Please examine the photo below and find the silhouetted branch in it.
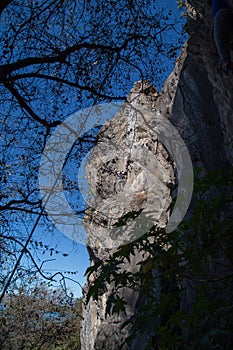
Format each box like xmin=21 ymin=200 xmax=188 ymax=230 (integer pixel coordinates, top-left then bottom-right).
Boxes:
xmin=4 ymin=82 xmax=60 ymax=127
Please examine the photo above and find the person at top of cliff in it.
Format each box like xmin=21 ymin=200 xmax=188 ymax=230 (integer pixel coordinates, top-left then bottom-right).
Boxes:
xmin=210 ymin=0 xmax=233 ymax=77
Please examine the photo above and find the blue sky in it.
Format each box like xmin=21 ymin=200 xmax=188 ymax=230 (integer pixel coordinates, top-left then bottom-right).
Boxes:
xmin=30 ymin=1 xmax=187 ymax=299
xmin=1 ymin=0 xmax=187 ymax=300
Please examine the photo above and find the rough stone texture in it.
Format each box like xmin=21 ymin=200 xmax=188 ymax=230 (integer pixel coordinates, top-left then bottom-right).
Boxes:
xmin=182 ymin=0 xmax=233 ymax=167
xmin=84 ymin=84 xmax=175 ymax=250
xmin=81 ymin=82 xmax=176 ymax=350
xmin=81 ymin=0 xmax=233 ymax=349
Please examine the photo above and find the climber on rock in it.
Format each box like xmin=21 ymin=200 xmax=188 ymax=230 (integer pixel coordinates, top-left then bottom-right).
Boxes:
xmin=210 ymin=0 xmax=233 ymax=76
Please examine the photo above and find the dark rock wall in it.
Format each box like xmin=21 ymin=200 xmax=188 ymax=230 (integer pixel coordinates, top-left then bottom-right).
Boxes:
xmin=81 ymin=1 xmax=233 ymax=348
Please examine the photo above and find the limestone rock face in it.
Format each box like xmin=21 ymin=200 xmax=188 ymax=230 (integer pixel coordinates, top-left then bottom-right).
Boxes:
xmin=81 ymin=0 xmax=233 ymax=349
xmin=83 ymin=84 xmax=176 ymax=251
xmin=81 ymin=82 xmax=176 ymax=350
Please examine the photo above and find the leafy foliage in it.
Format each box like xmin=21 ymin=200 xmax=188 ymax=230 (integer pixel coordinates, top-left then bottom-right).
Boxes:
xmin=0 ymin=281 xmax=82 ymax=350
xmin=0 ymin=0 xmax=186 ymax=347
xmin=85 ymin=167 xmax=233 ymax=349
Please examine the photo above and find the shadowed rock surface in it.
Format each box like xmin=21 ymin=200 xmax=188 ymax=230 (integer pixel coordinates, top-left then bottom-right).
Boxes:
xmin=81 ymin=1 xmax=233 ymax=349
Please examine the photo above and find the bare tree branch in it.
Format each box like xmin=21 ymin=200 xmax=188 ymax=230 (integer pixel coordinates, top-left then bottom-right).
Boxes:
xmin=0 ymin=198 xmax=41 ymax=211
xmin=5 ymin=73 xmax=126 ymax=100
xmin=4 ymin=82 xmax=60 ymax=127
xmin=0 ymin=40 xmax=133 ymax=75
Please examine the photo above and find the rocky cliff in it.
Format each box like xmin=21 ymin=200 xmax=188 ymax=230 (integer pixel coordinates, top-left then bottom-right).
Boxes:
xmin=81 ymin=80 xmax=178 ymax=350
xmin=81 ymin=0 xmax=233 ymax=349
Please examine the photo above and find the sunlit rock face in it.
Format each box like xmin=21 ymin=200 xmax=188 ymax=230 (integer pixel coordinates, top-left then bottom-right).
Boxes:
xmin=83 ymin=82 xmax=175 ymax=252
xmin=81 ymin=81 xmax=176 ymax=350
xmin=81 ymin=1 xmax=233 ymax=349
